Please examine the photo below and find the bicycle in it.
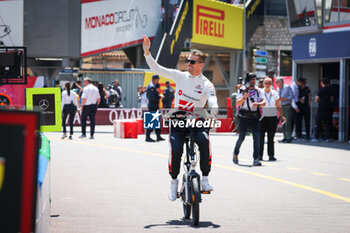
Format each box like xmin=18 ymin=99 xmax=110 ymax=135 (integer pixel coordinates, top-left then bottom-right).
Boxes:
xmin=169 ymin=111 xmax=211 ymax=226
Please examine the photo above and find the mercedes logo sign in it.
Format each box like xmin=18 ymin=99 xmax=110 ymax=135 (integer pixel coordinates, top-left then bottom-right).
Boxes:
xmin=39 ymin=99 xmax=49 ymax=110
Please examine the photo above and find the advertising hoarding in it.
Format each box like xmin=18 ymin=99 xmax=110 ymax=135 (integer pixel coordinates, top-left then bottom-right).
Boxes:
xmin=0 ymin=110 xmax=40 ymax=233
xmin=191 ymin=0 xmax=243 ymax=50
xmin=26 ymin=87 xmax=62 ymax=132
xmin=81 ymin=0 xmax=161 ymax=57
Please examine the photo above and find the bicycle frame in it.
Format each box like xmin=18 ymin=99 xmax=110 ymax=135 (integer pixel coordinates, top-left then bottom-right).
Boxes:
xmin=182 ymin=128 xmax=202 ymax=205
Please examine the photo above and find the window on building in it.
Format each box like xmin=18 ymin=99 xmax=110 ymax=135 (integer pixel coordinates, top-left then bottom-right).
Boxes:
xmin=325 ymin=0 xmax=350 ymax=24
xmin=280 ymin=51 xmax=292 ymax=76
xmin=286 ymin=0 xmax=317 ymax=28
xmin=203 ymin=71 xmax=213 ymax=81
xmin=265 ymin=0 xmax=287 ymax=16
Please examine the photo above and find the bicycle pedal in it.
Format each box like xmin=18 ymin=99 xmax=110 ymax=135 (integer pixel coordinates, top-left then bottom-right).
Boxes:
xmin=201 ymin=191 xmax=211 ymax=194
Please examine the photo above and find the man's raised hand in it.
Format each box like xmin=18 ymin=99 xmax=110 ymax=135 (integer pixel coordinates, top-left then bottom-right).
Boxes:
xmin=143 ymin=36 xmax=151 ymax=55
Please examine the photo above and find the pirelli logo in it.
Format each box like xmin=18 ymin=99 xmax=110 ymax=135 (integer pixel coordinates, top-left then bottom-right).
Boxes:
xmin=196 ymin=5 xmax=225 ymax=38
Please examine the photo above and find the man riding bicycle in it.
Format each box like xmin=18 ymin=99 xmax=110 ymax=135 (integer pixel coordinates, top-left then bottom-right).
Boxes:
xmin=143 ymin=36 xmax=219 ymax=201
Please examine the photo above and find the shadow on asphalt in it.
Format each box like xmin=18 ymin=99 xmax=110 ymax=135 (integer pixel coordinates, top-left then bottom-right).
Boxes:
xmin=289 ymin=141 xmax=350 ymax=151
xmin=144 ymin=218 xmax=221 ymax=229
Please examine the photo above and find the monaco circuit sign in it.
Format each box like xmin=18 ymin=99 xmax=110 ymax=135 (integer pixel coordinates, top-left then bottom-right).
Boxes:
xmin=81 ymin=0 xmax=161 ymax=57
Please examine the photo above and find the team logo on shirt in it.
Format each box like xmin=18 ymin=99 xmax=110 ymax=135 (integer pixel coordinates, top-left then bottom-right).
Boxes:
xmin=195 ymin=84 xmax=203 ymax=90
xmin=194 ymin=90 xmax=202 ymax=94
xmin=178 ymin=99 xmax=195 ymax=112
xmin=178 ymin=90 xmax=183 ymax=96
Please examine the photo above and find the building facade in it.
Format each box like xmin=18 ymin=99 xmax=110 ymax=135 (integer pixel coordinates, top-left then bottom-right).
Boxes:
xmin=286 ymin=0 xmax=350 ymax=142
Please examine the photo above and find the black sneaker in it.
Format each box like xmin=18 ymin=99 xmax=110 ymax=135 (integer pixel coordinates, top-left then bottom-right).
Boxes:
xmin=79 ymin=134 xmax=86 ymax=139
xmin=69 ymin=135 xmax=72 ymax=140
xmin=157 ymin=137 xmax=165 ymax=142
xmin=145 ymin=138 xmax=156 ymax=142
xmin=89 ymin=135 xmax=94 ymax=139
xmin=286 ymin=139 xmax=292 ymax=143
xmin=268 ymin=157 xmax=277 ymax=161
xmin=278 ymin=139 xmax=287 ymax=143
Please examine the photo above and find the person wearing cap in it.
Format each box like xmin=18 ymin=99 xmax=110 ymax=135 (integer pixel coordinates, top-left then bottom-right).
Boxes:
xmin=79 ymin=77 xmax=100 ymax=139
xmin=145 ymin=74 xmax=165 ymax=142
xmin=233 ymin=73 xmax=265 ymax=166
xmin=162 ymin=80 xmax=175 ymax=108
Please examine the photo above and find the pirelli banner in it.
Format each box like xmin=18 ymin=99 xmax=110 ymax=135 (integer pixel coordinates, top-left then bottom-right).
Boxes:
xmin=191 ymin=0 xmax=244 ymax=50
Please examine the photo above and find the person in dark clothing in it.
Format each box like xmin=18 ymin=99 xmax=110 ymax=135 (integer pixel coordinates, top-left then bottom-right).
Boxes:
xmin=312 ymin=78 xmax=334 ymax=142
xmin=97 ymin=83 xmax=109 ymax=108
xmin=145 ymin=74 xmax=165 ymax=142
xmin=162 ymin=80 xmax=174 ymax=108
xmin=233 ymin=73 xmax=266 ymax=166
xmin=296 ymin=77 xmax=311 ymax=140
xmin=113 ymin=80 xmax=122 ymax=108
xmin=61 ymin=82 xmax=79 ymax=139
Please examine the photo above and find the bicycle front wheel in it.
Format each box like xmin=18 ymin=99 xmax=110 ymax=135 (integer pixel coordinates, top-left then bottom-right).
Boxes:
xmin=182 ymin=174 xmax=191 ymax=218
xmin=191 ymin=177 xmax=200 ymax=226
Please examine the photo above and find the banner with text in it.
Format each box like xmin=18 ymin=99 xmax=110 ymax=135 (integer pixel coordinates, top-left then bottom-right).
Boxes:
xmin=191 ymin=0 xmax=243 ymax=50
xmin=81 ymin=0 xmax=161 ymax=57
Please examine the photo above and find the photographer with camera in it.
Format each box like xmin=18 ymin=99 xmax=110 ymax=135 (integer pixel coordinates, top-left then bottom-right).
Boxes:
xmin=233 ymin=73 xmax=265 ymax=166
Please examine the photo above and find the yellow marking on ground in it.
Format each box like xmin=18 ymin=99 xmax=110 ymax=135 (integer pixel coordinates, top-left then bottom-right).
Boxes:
xmin=213 ymin=164 xmax=350 ymax=203
xmin=310 ymin=172 xmax=330 ymax=177
xmin=51 ymin=138 xmax=350 ymax=204
xmin=338 ymin=178 xmax=350 ymax=182
xmin=287 ymin=167 xmax=302 ymax=171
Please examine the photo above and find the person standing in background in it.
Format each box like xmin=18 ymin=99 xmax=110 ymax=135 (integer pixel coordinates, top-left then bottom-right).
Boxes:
xmin=162 ymin=80 xmax=174 ymax=108
xmin=276 ymin=77 xmax=294 ymax=143
xmin=113 ymin=80 xmax=122 ymax=108
xmin=231 ymin=84 xmax=241 ymax=132
xmin=257 ymin=79 xmax=264 ymax=89
xmin=291 ymin=79 xmax=301 ymax=140
xmin=296 ymin=77 xmax=311 ymax=140
xmin=97 ymin=83 xmax=109 ymax=108
xmin=312 ymin=78 xmax=334 ymax=142
xmin=145 ymin=74 xmax=165 ymax=142
xmin=140 ymin=86 xmax=148 ymax=109
xmin=259 ymin=77 xmax=285 ymax=161
xmin=61 ymin=82 xmax=79 ymax=140
xmin=79 ymin=77 xmax=100 ymax=139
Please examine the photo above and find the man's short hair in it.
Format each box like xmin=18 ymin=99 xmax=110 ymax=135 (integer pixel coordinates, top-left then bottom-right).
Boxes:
xmin=263 ymin=77 xmax=273 ymax=83
xmin=322 ymin=77 xmax=330 ymax=85
xmin=190 ymin=49 xmax=206 ymax=62
xmin=275 ymin=77 xmax=284 ymax=83
xmin=297 ymin=77 xmax=306 ymax=83
xmin=84 ymin=77 xmax=92 ymax=83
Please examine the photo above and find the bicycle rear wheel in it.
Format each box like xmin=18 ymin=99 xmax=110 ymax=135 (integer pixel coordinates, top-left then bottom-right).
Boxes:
xmin=191 ymin=177 xmax=200 ymax=226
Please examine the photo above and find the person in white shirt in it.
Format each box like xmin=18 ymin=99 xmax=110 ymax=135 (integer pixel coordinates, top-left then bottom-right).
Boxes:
xmin=140 ymin=86 xmax=148 ymax=109
xmin=259 ymin=77 xmax=285 ymax=161
xmin=143 ymin=35 xmax=218 ymax=201
xmin=62 ymin=82 xmax=79 ymax=140
xmin=79 ymin=77 xmax=100 ymax=139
